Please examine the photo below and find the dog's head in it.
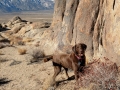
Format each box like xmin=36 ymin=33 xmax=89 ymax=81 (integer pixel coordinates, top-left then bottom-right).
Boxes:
xmin=72 ymin=43 xmax=87 ymax=57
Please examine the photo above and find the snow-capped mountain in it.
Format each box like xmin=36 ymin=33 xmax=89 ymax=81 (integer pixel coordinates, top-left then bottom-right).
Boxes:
xmin=0 ymin=0 xmax=54 ymax=12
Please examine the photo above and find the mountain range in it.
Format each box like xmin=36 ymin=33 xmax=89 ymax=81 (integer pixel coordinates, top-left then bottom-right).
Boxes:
xmin=0 ymin=0 xmax=54 ymax=12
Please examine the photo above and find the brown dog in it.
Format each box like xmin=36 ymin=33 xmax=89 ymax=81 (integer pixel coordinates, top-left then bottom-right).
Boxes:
xmin=44 ymin=43 xmax=87 ymax=86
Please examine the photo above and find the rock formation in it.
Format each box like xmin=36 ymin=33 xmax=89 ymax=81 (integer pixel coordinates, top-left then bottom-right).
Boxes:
xmin=46 ymin=0 xmax=120 ymax=65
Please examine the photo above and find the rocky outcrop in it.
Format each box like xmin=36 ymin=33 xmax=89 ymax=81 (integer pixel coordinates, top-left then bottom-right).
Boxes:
xmin=92 ymin=0 xmax=120 ymax=64
xmin=0 ymin=24 xmax=3 ymax=31
xmin=0 ymin=16 xmax=52 ymax=50
xmin=0 ymin=23 xmax=6 ymax=31
xmin=44 ymin=0 xmax=120 ymax=65
xmin=6 ymin=16 xmax=27 ymax=28
xmin=49 ymin=0 xmax=99 ymax=60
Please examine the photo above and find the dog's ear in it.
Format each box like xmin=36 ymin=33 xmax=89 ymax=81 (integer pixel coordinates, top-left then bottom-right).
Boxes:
xmin=83 ymin=44 xmax=87 ymax=50
xmin=72 ymin=45 xmax=76 ymax=53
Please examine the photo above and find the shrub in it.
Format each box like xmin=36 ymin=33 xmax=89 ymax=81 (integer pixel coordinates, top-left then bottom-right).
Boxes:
xmin=76 ymin=57 xmax=119 ymax=90
xmin=0 ymin=51 xmax=4 ymax=55
xmin=29 ymin=48 xmax=45 ymax=63
xmin=17 ymin=48 xmax=27 ymax=55
xmin=0 ymin=57 xmax=8 ymax=63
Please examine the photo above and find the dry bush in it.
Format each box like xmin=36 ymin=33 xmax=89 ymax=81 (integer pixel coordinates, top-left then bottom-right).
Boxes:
xmin=17 ymin=48 xmax=27 ymax=55
xmin=10 ymin=36 xmax=24 ymax=45
xmin=0 ymin=57 xmax=8 ymax=63
xmin=9 ymin=60 xmax=22 ymax=66
xmin=29 ymin=48 xmax=45 ymax=63
xmin=76 ymin=57 xmax=120 ymax=90
xmin=0 ymin=51 xmax=4 ymax=55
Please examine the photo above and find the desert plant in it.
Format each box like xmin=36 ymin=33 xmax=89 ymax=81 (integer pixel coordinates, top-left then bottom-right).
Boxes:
xmin=0 ymin=57 xmax=8 ymax=63
xmin=29 ymin=48 xmax=45 ymax=63
xmin=9 ymin=36 xmax=24 ymax=45
xmin=9 ymin=60 xmax=22 ymax=66
xmin=17 ymin=48 xmax=27 ymax=55
xmin=76 ymin=57 xmax=120 ymax=90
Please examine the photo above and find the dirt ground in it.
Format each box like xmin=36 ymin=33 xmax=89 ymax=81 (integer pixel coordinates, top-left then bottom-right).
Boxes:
xmin=0 ymin=45 xmax=76 ymax=90
xmin=0 ymin=10 xmax=53 ymax=23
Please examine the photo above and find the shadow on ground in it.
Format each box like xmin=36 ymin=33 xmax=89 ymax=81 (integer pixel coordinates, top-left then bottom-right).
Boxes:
xmin=0 ymin=78 xmax=12 ymax=86
xmin=56 ymin=75 xmax=75 ymax=86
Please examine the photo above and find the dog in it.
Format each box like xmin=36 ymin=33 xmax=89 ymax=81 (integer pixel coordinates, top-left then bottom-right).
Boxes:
xmin=44 ymin=43 xmax=87 ymax=86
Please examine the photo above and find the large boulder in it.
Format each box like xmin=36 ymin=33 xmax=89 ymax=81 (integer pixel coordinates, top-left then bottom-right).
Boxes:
xmin=39 ymin=0 xmax=120 ymax=65
xmin=6 ymin=16 xmax=27 ymax=28
xmin=6 ymin=16 xmax=22 ymax=28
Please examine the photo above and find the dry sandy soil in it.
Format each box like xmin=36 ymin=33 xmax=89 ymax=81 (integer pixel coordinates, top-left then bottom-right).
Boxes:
xmin=0 ymin=46 xmax=75 ymax=90
xmin=0 ymin=10 xmax=53 ymax=23
xmin=0 ymin=11 xmax=76 ymax=90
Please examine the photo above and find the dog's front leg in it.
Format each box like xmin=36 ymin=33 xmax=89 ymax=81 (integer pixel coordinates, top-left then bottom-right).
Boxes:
xmin=72 ymin=63 xmax=79 ymax=81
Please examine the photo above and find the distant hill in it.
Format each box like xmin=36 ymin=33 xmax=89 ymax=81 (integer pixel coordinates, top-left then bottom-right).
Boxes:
xmin=0 ymin=0 xmax=54 ymax=12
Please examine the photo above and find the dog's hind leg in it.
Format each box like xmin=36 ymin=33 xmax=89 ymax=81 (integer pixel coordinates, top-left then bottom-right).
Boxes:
xmin=64 ymin=68 xmax=69 ymax=79
xmin=51 ymin=65 xmax=61 ymax=86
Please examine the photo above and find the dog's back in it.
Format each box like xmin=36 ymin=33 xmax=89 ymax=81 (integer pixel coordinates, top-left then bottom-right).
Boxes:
xmin=53 ymin=53 xmax=74 ymax=69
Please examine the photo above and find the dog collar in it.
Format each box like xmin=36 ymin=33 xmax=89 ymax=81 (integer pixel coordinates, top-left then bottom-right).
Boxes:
xmin=75 ymin=54 xmax=81 ymax=60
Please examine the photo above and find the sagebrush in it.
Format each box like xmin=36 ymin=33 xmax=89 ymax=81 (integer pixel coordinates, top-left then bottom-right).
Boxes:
xmin=76 ymin=57 xmax=120 ymax=90
xmin=29 ymin=48 xmax=45 ymax=63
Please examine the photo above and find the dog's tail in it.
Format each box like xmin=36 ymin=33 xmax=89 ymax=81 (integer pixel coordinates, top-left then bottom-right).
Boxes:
xmin=44 ymin=55 xmax=53 ymax=62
